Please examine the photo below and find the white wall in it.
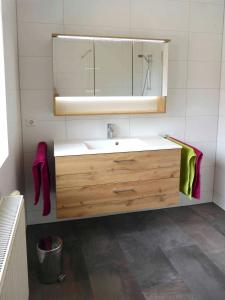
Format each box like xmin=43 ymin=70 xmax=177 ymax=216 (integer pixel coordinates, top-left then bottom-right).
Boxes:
xmin=0 ymin=0 xmax=23 ymax=197
xmin=16 ymin=0 xmax=224 ymax=224
xmin=214 ymin=15 xmax=225 ymax=209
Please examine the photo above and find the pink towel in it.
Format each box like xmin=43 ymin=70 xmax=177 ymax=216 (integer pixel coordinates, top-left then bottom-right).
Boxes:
xmin=169 ymin=137 xmax=203 ymax=199
xmin=191 ymin=147 xmax=203 ymax=199
xmin=32 ymin=142 xmax=51 ymax=216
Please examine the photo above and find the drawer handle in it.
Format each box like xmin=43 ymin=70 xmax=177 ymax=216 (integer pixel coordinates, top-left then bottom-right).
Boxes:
xmin=113 ymin=159 xmax=135 ymax=163
xmin=113 ymin=188 xmax=136 ymax=194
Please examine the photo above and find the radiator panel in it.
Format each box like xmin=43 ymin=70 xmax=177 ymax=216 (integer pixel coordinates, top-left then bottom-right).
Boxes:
xmin=0 ymin=195 xmax=29 ymax=300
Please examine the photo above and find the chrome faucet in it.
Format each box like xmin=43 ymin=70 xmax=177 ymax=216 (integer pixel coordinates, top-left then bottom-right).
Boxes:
xmin=107 ymin=123 xmax=114 ymax=139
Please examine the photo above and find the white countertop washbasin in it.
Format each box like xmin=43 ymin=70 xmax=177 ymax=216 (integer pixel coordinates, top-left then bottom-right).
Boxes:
xmin=54 ymin=136 xmax=181 ymax=157
xmin=84 ymin=138 xmax=148 ymax=151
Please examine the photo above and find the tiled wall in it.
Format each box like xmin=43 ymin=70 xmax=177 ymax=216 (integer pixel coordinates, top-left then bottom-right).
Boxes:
xmin=0 ymin=0 xmax=23 ymax=196
xmin=16 ymin=0 xmax=224 ymax=224
xmin=214 ymin=16 xmax=225 ymax=209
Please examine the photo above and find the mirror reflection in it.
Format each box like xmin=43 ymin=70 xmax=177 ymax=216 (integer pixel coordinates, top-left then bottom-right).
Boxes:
xmin=53 ymin=35 xmax=169 ymax=115
xmin=133 ymin=42 xmax=165 ymax=96
xmin=95 ymin=40 xmax=132 ymax=96
xmin=53 ymin=38 xmax=94 ymax=96
xmin=53 ymin=35 xmax=169 ymax=98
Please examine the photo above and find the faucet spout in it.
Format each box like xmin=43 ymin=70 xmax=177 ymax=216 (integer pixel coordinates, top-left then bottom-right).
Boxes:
xmin=107 ymin=123 xmax=114 ymax=139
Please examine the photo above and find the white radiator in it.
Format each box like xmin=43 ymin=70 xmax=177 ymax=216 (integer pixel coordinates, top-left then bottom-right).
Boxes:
xmin=0 ymin=193 xmax=29 ymax=300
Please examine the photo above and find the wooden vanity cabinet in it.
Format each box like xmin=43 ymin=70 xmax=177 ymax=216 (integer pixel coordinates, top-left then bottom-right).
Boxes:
xmin=55 ymin=149 xmax=181 ymax=219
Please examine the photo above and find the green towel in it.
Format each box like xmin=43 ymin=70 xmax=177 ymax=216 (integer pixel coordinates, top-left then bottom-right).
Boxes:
xmin=168 ymin=137 xmax=196 ymax=198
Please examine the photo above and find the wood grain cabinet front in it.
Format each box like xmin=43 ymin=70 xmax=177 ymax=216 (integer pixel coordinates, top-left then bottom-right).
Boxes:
xmin=55 ymin=149 xmax=181 ymax=219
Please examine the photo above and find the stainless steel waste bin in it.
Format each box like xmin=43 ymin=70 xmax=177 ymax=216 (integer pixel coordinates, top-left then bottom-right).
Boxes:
xmin=37 ymin=236 xmax=63 ymax=284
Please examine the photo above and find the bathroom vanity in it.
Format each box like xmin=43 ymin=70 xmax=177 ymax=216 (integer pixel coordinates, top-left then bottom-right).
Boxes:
xmin=54 ymin=136 xmax=181 ymax=219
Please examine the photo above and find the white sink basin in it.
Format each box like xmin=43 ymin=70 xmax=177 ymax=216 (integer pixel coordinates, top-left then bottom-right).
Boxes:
xmin=54 ymin=136 xmax=182 ymax=157
xmin=84 ymin=138 xmax=148 ymax=151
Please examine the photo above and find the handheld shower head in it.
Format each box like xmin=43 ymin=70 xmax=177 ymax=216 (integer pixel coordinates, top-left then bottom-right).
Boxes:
xmin=138 ymin=54 xmax=151 ymax=63
xmin=81 ymin=49 xmax=92 ymax=59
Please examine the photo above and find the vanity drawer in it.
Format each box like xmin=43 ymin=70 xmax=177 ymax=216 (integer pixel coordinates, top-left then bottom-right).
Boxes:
xmin=55 ymin=149 xmax=181 ymax=188
xmin=56 ymin=177 xmax=179 ymax=218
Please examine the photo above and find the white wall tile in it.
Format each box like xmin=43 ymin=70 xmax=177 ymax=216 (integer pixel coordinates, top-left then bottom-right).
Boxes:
xmin=23 ymin=120 xmax=66 ymax=153
xmin=26 ymin=208 xmax=57 ymax=225
xmin=130 ymin=29 xmax=189 ymax=61
xmin=185 ymin=116 xmax=218 ymax=142
xmin=201 ymin=166 xmax=215 ymax=192
xmin=186 ymin=89 xmax=219 ymax=116
xmin=18 ymin=22 xmax=63 ymax=57
xmin=164 ymin=89 xmax=186 ymax=117
xmin=217 ymin=116 xmax=225 ymax=142
xmin=222 ymin=35 xmax=225 ymax=61
xmin=17 ymin=0 xmax=63 ymax=24
xmin=214 ymin=167 xmax=225 ymax=197
xmin=189 ymin=33 xmax=222 ymax=61
xmin=190 ymin=2 xmax=224 ymax=33
xmin=191 ymin=0 xmax=224 ymax=5
xmin=63 ymin=24 xmax=131 ymax=38
xmin=215 ymin=142 xmax=225 ymax=169
xmin=130 ymin=117 xmax=185 ymax=139
xmin=180 ymin=191 xmax=213 ymax=205
xmin=67 ymin=118 xmax=130 ymax=140
xmin=220 ymin=61 xmax=225 ymax=89
xmin=2 ymin=0 xmax=19 ymax=91
xmin=184 ymin=141 xmax=216 ymax=168
xmin=165 ymin=31 xmax=189 ymax=61
xmin=131 ymin=0 xmax=189 ymax=31
xmin=64 ymin=0 xmax=130 ymax=28
xmin=219 ymin=89 xmax=225 ymax=116
xmin=7 ymin=91 xmax=22 ymax=155
xmin=213 ymin=192 xmax=225 ymax=211
xmin=19 ymin=57 xmax=53 ymax=90
xmin=168 ymin=61 xmax=187 ymax=88
xmin=187 ymin=62 xmax=221 ymax=88
xmin=21 ymin=90 xmax=64 ymax=121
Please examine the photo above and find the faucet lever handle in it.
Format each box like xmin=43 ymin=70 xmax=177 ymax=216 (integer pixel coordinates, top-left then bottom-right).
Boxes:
xmin=107 ymin=123 xmax=113 ymax=129
xmin=107 ymin=123 xmax=114 ymax=139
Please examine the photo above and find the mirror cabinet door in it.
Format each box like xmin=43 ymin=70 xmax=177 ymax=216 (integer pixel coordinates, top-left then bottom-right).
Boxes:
xmin=53 ymin=37 xmax=94 ymax=96
xmin=95 ymin=40 xmax=132 ymax=96
xmin=133 ymin=41 xmax=165 ymax=97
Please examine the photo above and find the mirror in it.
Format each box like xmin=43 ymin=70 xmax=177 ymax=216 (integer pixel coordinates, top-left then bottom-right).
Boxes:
xmin=53 ymin=35 xmax=169 ymax=115
xmin=53 ymin=37 xmax=94 ymax=96
xmin=133 ymin=41 xmax=165 ymax=96
xmin=95 ymin=40 xmax=132 ymax=96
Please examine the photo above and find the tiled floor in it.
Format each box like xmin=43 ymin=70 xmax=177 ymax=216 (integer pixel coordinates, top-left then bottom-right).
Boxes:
xmin=27 ymin=203 xmax=225 ymax=300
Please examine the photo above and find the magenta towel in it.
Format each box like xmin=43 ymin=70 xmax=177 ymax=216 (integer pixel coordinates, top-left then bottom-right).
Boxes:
xmin=170 ymin=137 xmax=203 ymax=199
xmin=32 ymin=142 xmax=51 ymax=216
xmin=191 ymin=147 xmax=203 ymax=199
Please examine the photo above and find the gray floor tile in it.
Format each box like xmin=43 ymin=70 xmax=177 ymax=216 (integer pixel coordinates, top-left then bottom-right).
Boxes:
xmin=143 ymin=280 xmax=194 ymax=300
xmin=206 ymin=250 xmax=225 ymax=274
xmin=165 ymin=245 xmax=225 ymax=300
xmin=77 ymin=221 xmax=145 ymax=300
xmin=136 ymin=210 xmax=195 ymax=251
xmin=166 ymin=207 xmax=225 ymax=254
xmin=114 ymin=231 xmax=179 ymax=289
xmin=191 ymin=203 xmax=225 ymax=222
